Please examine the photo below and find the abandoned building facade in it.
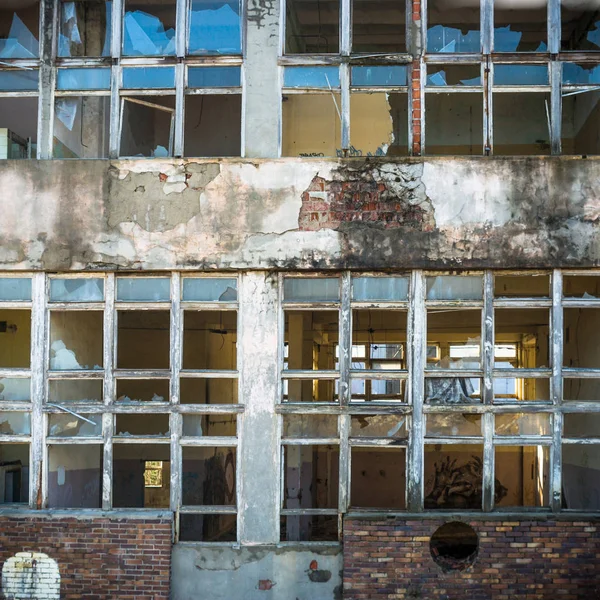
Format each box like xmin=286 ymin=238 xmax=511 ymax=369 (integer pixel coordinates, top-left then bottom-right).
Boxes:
xmin=0 ymin=0 xmax=599 ymax=598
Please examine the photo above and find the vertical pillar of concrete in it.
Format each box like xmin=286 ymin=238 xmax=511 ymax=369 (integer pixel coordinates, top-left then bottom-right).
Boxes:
xmin=238 ymin=272 xmax=280 ymax=543
xmin=243 ymin=0 xmax=281 ymax=157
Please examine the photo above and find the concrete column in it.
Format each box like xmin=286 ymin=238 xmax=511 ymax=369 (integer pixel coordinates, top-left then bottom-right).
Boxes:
xmin=243 ymin=0 xmax=281 ymax=157
xmin=238 ymin=272 xmax=280 ymax=543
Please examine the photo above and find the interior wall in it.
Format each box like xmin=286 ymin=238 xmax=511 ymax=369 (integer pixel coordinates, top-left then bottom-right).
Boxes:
xmin=0 ymin=310 xmax=31 ymax=368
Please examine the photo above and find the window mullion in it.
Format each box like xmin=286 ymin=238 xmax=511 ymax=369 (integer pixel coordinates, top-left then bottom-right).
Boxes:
xmin=481 ymin=0 xmax=493 ymax=55
xmin=551 ymin=60 xmax=562 ymax=156
xmin=550 ymin=269 xmax=563 ymax=512
xmin=102 ymin=274 xmax=115 ymax=510
xmin=338 ymin=273 xmax=351 ymax=515
xmin=174 ymin=63 xmax=185 ymax=157
xmin=111 ymin=0 xmax=123 ymax=58
xmin=548 ymin=0 xmax=560 ymax=55
xmin=170 ymin=273 xmax=182 ymax=518
xmin=176 ymin=0 xmax=188 ymax=58
xmin=482 ymin=270 xmax=494 ymax=511
xmin=408 ymin=270 xmax=425 ymax=512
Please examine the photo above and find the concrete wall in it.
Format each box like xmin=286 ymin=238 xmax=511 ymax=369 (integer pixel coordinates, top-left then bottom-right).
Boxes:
xmin=0 ymin=157 xmax=599 ymax=272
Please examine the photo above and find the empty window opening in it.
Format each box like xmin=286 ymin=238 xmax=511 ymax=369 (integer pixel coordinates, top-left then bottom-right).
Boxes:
xmin=115 ymin=414 xmax=170 ymax=437
xmin=563 ymin=443 xmax=600 ymax=510
xmin=285 ymin=0 xmax=339 ymax=53
xmin=0 ymin=310 xmax=31 ymax=369
xmin=562 ymin=89 xmax=600 ymax=155
xmin=180 ymin=513 xmax=237 ymax=542
xmin=117 ymin=310 xmax=170 ymax=370
xmin=285 ymin=311 xmax=339 ymax=372
xmin=0 ymin=1 xmax=39 ymax=59
xmin=49 ymin=311 xmax=103 ymax=371
xmin=182 ymin=414 xmax=237 ymax=437
xmin=0 ymin=98 xmax=38 ymax=159
xmin=430 ymin=522 xmax=478 ymax=572
xmin=116 ymin=379 xmax=169 ymax=403
xmin=352 ymin=0 xmax=406 ymax=53
xmin=562 ymin=0 xmax=600 ymax=51
xmin=182 ymin=311 xmax=237 ymax=370
xmin=494 ymin=0 xmax=548 ymax=52
xmin=428 ymin=0 xmax=480 ymax=53
xmin=49 ymin=379 xmax=103 ymax=403
xmin=182 ymin=446 xmax=236 ymax=505
xmin=184 ymin=95 xmax=241 ymax=157
xmin=180 ymin=378 xmax=238 ymax=405
xmin=58 ymin=0 xmax=111 ymax=57
xmin=0 ymin=444 xmax=29 ymax=504
xmin=494 ymin=274 xmax=550 ymax=298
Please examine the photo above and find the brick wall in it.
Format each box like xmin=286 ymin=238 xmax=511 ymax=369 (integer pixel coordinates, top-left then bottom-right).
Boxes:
xmin=344 ymin=518 xmax=600 ymax=600
xmin=0 ymin=516 xmax=172 ymax=599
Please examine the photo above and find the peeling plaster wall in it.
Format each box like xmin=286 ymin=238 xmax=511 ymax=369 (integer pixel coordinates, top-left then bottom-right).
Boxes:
xmin=0 ymin=157 xmax=599 ymax=271
xmin=171 ymin=545 xmax=342 ymax=600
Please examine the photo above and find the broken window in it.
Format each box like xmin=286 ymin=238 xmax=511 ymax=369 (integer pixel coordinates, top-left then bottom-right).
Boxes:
xmin=283 ymin=415 xmax=338 ymax=438
xmin=123 ymin=0 xmax=176 ymax=56
xmin=0 ymin=378 xmax=30 ymax=403
xmin=0 ymin=310 xmax=31 ymax=369
xmin=48 ymin=444 xmax=102 ymax=508
xmin=182 ymin=276 xmax=237 ymax=302
xmin=49 ymin=311 xmax=103 ymax=371
xmin=0 ymin=97 xmax=38 ymax=159
xmin=0 ymin=444 xmax=29 ymax=504
xmin=352 ymin=0 xmax=406 ymax=53
xmin=350 ymin=447 xmax=406 ymax=509
xmin=0 ymin=1 xmax=39 ymax=59
xmin=494 ymin=273 xmax=550 ymax=297
xmin=116 ymin=379 xmax=169 ymax=403
xmin=115 ymin=414 xmax=170 ymax=437
xmin=494 ymin=445 xmax=549 ymax=507
xmin=180 ymin=378 xmax=238 ymax=404
xmin=58 ymin=0 xmax=112 ymax=57
xmin=117 ymin=310 xmax=170 ymax=369
xmin=564 ymin=307 xmax=600 ymax=368
xmin=495 ymin=309 xmax=550 ymax=368
xmin=427 ymin=64 xmax=481 ymax=87
xmin=182 ymin=414 xmax=237 ymax=437
xmin=562 ymin=0 xmax=600 ymax=51
xmin=48 ymin=379 xmax=103 ymax=404
xmin=285 ymin=0 xmax=339 ymax=53
xmin=427 ymin=0 xmax=480 ymax=53
xmin=494 ymin=0 xmax=548 ymax=52
xmin=495 ymin=413 xmax=551 ymax=436
xmin=48 ymin=413 xmax=102 ymax=437
xmin=0 ymin=412 xmax=31 ymax=436
xmin=426 ymin=413 xmax=482 ymax=437
xmin=50 ymin=278 xmax=104 ymax=303
xmin=350 ymin=414 xmax=407 ymax=438
xmin=188 ymin=0 xmax=242 ymax=55
xmin=563 ymin=443 xmax=600 ymax=510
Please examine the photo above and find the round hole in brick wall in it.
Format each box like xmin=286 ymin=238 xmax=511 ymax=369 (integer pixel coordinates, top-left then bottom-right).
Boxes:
xmin=430 ymin=522 xmax=478 ymax=572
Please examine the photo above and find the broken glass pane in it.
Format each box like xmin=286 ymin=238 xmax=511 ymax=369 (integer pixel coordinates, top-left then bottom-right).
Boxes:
xmin=350 ymin=447 xmax=406 ymax=509
xmin=494 ymin=92 xmax=551 ymax=155
xmin=123 ymin=1 xmax=176 ymax=56
xmin=561 ymin=0 xmax=600 ymax=51
xmin=425 ymin=92 xmax=483 ymax=155
xmin=122 ymin=66 xmax=175 ymax=89
xmin=283 ymin=445 xmax=339 ymax=508
xmin=280 ymin=515 xmax=338 ymax=542
xmin=563 ymin=275 xmax=600 ymax=297
xmin=0 ymin=4 xmax=40 ymax=59
xmin=0 ymin=379 xmax=30 ymax=403
xmin=180 ymin=514 xmax=237 ymax=541
xmin=48 ymin=413 xmax=102 ymax=437
xmin=49 ymin=311 xmax=103 ymax=371
xmin=117 ymin=310 xmax=170 ymax=370
xmin=495 ymin=445 xmax=549 ymax=507
xmin=0 ymin=413 xmax=30 ymax=436
xmin=283 ymin=278 xmax=339 ymax=302
xmin=427 ymin=0 xmax=480 ymax=53
xmin=563 ymin=62 xmax=600 ymax=84
xmin=564 ymin=308 xmax=600 ymax=368
xmin=0 ymin=98 xmax=38 ymax=159
xmin=350 ymin=414 xmax=407 ymax=437
xmin=352 ymin=277 xmax=409 ymax=301
xmin=50 ymin=278 xmax=104 ymax=303
xmin=426 ymin=413 xmax=482 ymax=437
xmin=285 ymin=0 xmax=339 ymax=53
xmin=427 ymin=276 xmax=483 ymax=301
xmin=350 ymin=92 xmax=408 ymax=157
xmin=53 ymin=96 xmax=110 ymax=159
xmin=426 ymin=378 xmax=482 ymax=404
xmin=113 ymin=444 xmax=170 ymax=508
xmin=48 ymin=444 xmax=102 ymax=508
xmin=424 ymin=444 xmax=484 ymax=509
xmin=0 ymin=279 xmax=31 ymax=302
xmin=562 ymin=91 xmax=600 ymax=155
xmin=58 ymin=1 xmax=112 ymax=57
xmin=426 ymin=65 xmax=481 ymax=87
xmin=494 ymin=0 xmax=548 ymax=52
xmin=283 ymin=415 xmax=337 ymax=438
xmin=494 ymin=65 xmax=549 ymax=86
xmin=119 ymin=95 xmax=175 ymax=157
xmin=182 ymin=278 xmax=237 ymax=302
xmin=182 ymin=311 xmax=237 ymax=370
xmin=49 ymin=379 xmax=103 ymax=403
xmin=188 ymin=67 xmax=241 ymax=88
xmin=352 ymin=0 xmax=405 ymax=53
xmin=494 ymin=274 xmax=550 ymax=297
xmin=188 ymin=0 xmax=241 ymax=55
xmin=351 ymin=66 xmax=407 ymax=87
xmin=115 ymin=414 xmax=170 ymax=436
xmin=282 ymin=93 xmax=341 ymax=157
xmin=56 ymin=68 xmax=111 ymax=90
xmin=284 ymin=67 xmax=340 ymax=89
xmin=182 ymin=414 xmax=237 ymax=437
xmin=117 ymin=277 xmax=170 ymax=301
xmin=562 ymin=443 xmax=600 ymax=510
xmin=116 ymin=379 xmax=169 ymax=403
xmin=0 ymin=310 xmax=31 ymax=369
xmin=182 ymin=446 xmax=236 ymax=505
xmin=0 ymin=444 xmax=29 ymax=503
xmin=0 ymin=70 xmax=38 ymax=92
xmin=495 ymin=413 xmax=551 ymax=436
xmin=180 ymin=378 xmax=238 ymax=404
xmin=495 ymin=308 xmax=550 ymax=367
xmin=184 ymin=95 xmax=241 ymax=157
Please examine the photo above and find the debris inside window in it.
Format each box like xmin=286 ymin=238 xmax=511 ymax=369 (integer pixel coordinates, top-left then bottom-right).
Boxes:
xmin=116 ymin=379 xmax=169 ymax=403
xmin=430 ymin=522 xmax=478 ymax=572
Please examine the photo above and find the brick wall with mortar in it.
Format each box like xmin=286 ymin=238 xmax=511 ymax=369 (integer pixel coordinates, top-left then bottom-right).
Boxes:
xmin=343 ymin=518 xmax=600 ymax=600
xmin=0 ymin=516 xmax=172 ymax=600
xmin=411 ymin=0 xmax=422 ymax=156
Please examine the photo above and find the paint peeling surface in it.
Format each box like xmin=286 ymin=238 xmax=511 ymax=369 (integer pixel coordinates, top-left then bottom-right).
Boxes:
xmin=0 ymin=158 xmax=599 ymax=271
xmin=1 ymin=552 xmax=60 ymax=600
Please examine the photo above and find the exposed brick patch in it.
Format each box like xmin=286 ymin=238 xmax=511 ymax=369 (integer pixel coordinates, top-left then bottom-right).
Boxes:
xmin=0 ymin=516 xmax=172 ymax=599
xmin=298 ymin=171 xmax=434 ymax=232
xmin=411 ymin=60 xmax=422 ymax=157
xmin=343 ymin=518 xmax=600 ymax=600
